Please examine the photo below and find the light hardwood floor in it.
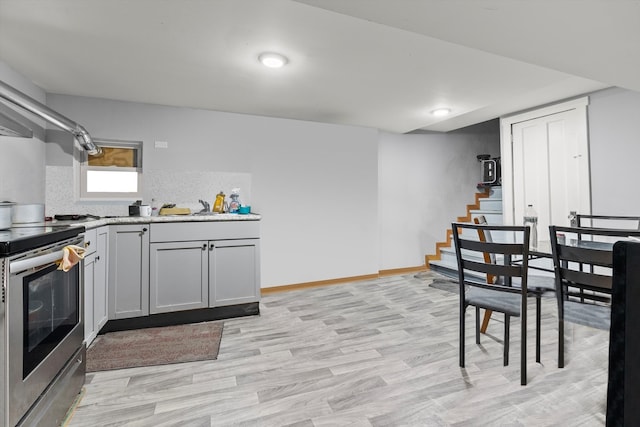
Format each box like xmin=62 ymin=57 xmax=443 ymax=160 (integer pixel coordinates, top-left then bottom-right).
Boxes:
xmin=68 ymin=272 xmax=608 ymax=426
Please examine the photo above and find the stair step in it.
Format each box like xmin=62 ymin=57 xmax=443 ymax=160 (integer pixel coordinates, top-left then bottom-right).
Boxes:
xmin=479 ymin=198 xmax=502 ymax=211
xmin=469 ymin=210 xmax=503 ymax=224
xmin=428 ymin=186 xmax=504 ymax=277
xmin=428 ymin=262 xmax=459 ymax=280
xmin=440 ymin=245 xmax=506 ymax=264
xmin=487 ymin=186 xmax=502 ymax=199
xmin=428 ymin=260 xmax=485 ymax=282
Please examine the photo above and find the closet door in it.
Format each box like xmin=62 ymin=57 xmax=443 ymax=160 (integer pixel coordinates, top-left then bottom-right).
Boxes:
xmin=501 ymin=97 xmax=591 ymax=235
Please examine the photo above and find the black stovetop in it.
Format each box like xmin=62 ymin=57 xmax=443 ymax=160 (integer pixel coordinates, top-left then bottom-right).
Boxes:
xmin=0 ymin=225 xmax=85 ymax=257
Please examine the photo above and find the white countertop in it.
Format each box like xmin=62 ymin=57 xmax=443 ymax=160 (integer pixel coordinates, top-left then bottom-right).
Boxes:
xmin=37 ymin=213 xmax=261 ymax=230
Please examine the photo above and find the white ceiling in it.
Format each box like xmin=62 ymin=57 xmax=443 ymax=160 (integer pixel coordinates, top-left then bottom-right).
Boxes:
xmin=0 ymin=0 xmax=636 ymax=133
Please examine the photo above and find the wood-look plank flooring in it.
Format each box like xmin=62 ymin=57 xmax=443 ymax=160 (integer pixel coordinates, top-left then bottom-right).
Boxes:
xmin=68 ymin=272 xmax=608 ymax=426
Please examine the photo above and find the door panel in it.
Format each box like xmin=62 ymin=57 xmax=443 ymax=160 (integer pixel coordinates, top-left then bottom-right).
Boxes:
xmin=209 ymin=239 xmax=260 ymax=307
xmin=149 ymin=241 xmax=208 ymax=314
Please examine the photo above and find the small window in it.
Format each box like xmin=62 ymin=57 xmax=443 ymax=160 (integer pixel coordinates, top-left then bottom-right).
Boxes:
xmin=79 ymin=140 xmax=143 ymax=200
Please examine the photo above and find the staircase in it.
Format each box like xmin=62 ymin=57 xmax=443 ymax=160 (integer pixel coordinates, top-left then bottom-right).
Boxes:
xmin=427 ymin=186 xmax=503 ymax=279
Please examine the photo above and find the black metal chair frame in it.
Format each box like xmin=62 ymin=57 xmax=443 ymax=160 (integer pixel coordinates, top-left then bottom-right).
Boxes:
xmin=549 ymin=225 xmax=640 ymax=368
xmin=576 ymin=214 xmax=640 ymax=230
xmin=452 ymin=222 xmax=541 ymax=386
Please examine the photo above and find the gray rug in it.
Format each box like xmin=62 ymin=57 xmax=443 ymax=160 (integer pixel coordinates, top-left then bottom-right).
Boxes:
xmin=87 ymin=321 xmax=224 ymax=372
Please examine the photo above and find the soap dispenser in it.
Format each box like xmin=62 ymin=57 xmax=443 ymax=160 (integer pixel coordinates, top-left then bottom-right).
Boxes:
xmin=213 ymin=191 xmax=226 ymax=213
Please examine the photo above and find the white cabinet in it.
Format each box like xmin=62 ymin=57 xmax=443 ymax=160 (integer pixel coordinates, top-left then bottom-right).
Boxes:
xmin=149 ymin=221 xmax=261 ymax=312
xmin=149 ymin=240 xmax=208 ymax=314
xmin=101 ymin=220 xmax=259 ymax=323
xmin=108 ymin=224 xmax=150 ymax=319
xmin=83 ymin=226 xmax=109 ymax=345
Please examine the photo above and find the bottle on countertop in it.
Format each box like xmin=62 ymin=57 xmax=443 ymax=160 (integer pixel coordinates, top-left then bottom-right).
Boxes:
xmin=523 ymin=204 xmax=538 ymax=250
xmin=228 ymin=188 xmax=241 ymax=213
xmin=151 ymin=198 xmax=160 ymax=216
xmin=213 ymin=191 xmax=226 ymax=213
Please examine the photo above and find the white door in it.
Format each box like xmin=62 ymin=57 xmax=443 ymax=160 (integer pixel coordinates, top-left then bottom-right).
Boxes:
xmin=501 ymin=97 xmax=591 ymax=239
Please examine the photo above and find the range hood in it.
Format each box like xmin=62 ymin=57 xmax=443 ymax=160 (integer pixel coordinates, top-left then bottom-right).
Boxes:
xmin=0 ymin=79 xmax=101 ymax=155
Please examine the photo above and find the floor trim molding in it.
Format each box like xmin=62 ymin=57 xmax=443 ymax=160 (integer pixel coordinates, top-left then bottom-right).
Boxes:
xmin=261 ymin=266 xmax=427 ymax=295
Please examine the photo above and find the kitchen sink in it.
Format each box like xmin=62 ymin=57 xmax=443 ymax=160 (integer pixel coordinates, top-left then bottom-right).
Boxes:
xmin=191 ymin=211 xmax=219 ymax=216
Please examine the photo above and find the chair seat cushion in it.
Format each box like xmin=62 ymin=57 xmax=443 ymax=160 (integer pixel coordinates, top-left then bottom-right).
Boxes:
xmin=465 ymin=287 xmax=522 ymax=316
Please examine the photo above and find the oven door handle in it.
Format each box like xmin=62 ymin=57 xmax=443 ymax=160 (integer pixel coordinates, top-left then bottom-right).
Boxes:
xmin=10 ymin=249 xmax=65 ymax=274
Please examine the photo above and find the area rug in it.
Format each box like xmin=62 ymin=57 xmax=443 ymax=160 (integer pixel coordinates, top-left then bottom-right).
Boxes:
xmin=86 ymin=321 xmax=224 ymax=372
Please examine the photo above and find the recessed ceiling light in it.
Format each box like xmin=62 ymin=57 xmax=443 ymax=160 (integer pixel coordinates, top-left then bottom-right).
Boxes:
xmin=258 ymin=52 xmax=288 ymax=68
xmin=431 ymin=108 xmax=451 ymax=117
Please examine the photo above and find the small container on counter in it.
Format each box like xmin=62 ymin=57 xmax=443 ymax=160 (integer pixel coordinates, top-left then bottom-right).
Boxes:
xmin=0 ymin=202 xmax=15 ymax=230
xmin=12 ymin=203 xmax=45 ymax=224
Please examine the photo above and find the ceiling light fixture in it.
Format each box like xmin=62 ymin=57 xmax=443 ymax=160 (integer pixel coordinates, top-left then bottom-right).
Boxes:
xmin=258 ymin=52 xmax=288 ymax=68
xmin=431 ymin=108 xmax=451 ymax=117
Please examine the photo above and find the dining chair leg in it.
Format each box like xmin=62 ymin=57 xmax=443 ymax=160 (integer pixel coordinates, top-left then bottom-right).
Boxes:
xmin=504 ymin=314 xmax=510 ymax=366
xmin=521 ymin=309 xmax=527 ymax=386
xmin=460 ymin=306 xmax=466 ymax=368
xmin=558 ymin=296 xmax=565 ymax=368
xmin=536 ymin=297 xmax=541 ymax=363
xmin=480 ymin=309 xmax=492 ymax=333
xmin=475 ymin=307 xmax=481 ymax=344
xmin=558 ymin=319 xmax=565 ymax=368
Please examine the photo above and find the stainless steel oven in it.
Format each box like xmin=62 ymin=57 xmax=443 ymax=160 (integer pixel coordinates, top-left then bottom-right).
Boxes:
xmin=1 ymin=231 xmax=85 ymax=426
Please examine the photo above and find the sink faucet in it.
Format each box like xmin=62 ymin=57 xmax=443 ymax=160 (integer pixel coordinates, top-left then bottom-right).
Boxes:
xmin=198 ymin=199 xmax=210 ymax=212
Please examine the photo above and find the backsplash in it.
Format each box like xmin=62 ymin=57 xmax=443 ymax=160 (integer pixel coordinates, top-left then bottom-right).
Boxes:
xmin=45 ymin=166 xmax=252 ymax=217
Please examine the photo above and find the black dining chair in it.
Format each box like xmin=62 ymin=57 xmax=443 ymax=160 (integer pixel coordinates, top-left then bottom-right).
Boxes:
xmin=549 ymin=225 xmax=640 ymax=368
xmin=575 ymin=214 xmax=640 ymax=230
xmin=452 ymin=222 xmax=542 ymax=386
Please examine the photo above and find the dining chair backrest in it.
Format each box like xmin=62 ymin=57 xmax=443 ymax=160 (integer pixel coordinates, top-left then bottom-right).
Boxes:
xmin=549 ymin=225 xmax=639 ymax=304
xmin=453 ymin=223 xmax=530 ymax=296
xmin=576 ymin=214 xmax=640 ymax=231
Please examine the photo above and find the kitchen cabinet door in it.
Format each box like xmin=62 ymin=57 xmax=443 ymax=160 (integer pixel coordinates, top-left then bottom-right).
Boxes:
xmin=108 ymin=224 xmax=150 ymax=319
xmin=83 ymin=226 xmax=110 ymax=345
xmin=83 ymin=251 xmax=96 ymax=344
xmin=93 ymin=226 xmax=109 ymax=332
xmin=209 ymin=239 xmax=260 ymax=307
xmin=150 ymin=241 xmax=208 ymax=314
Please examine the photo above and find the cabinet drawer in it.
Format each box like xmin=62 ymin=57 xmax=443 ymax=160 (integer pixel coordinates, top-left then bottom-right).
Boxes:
xmin=83 ymin=228 xmax=98 ymax=255
xmin=150 ymin=221 xmax=260 ymax=242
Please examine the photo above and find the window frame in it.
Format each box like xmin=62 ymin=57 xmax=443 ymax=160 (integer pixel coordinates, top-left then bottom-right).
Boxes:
xmin=77 ymin=139 xmax=143 ymax=201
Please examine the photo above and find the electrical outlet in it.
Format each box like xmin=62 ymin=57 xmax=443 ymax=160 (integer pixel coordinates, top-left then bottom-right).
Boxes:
xmin=154 ymin=140 xmax=168 ymax=149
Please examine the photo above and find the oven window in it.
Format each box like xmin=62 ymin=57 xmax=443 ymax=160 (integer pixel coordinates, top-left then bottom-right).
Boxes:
xmin=22 ymin=263 xmax=79 ymax=379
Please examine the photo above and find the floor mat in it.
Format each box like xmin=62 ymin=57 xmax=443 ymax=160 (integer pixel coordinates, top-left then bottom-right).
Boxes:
xmin=86 ymin=321 xmax=224 ymax=372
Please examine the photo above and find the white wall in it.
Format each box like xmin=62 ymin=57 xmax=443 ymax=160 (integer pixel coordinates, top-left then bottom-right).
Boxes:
xmin=8 ymin=63 xmax=638 ymax=287
xmin=378 ymin=122 xmax=500 ymax=270
xmin=45 ymin=94 xmax=502 ymax=285
xmin=0 ymin=61 xmax=47 ymax=203
xmin=588 ymin=87 xmax=640 ymax=215
xmin=45 ymin=95 xmax=380 ymax=287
